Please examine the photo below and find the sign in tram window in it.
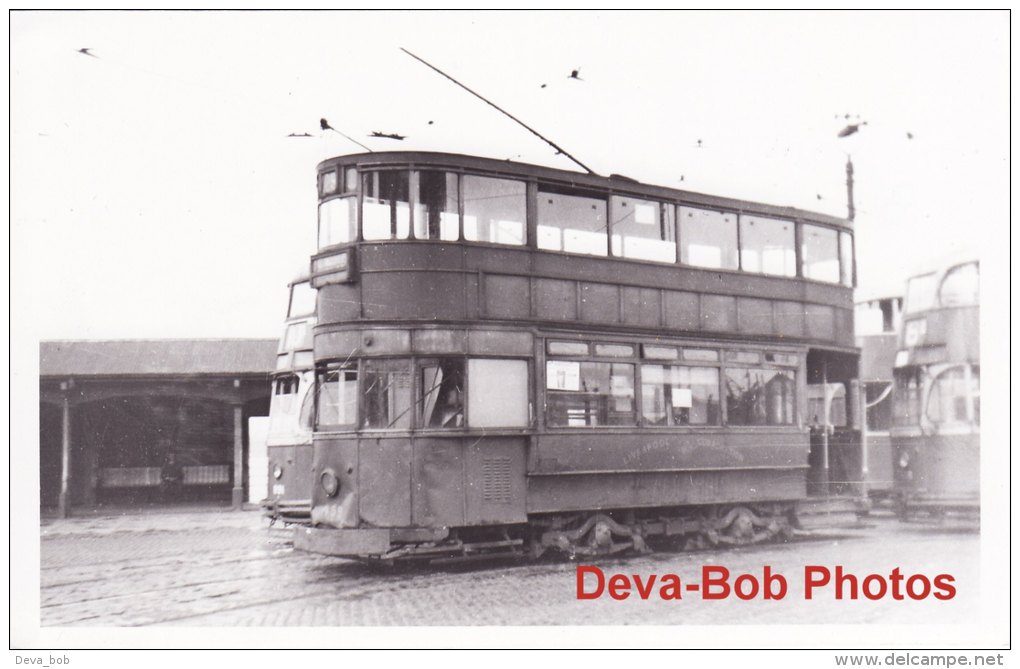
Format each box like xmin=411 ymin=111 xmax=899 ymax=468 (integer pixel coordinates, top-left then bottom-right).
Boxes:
xmin=802 ymin=224 xmax=841 ymax=283
xmin=318 ymin=197 xmax=356 ymax=249
xmin=462 ymin=175 xmax=526 ymax=246
xmin=610 ymin=196 xmax=676 ymax=263
xmin=317 ymin=365 xmax=358 ymax=428
xmin=546 ymin=361 xmax=635 ymax=427
xmin=724 ymin=368 xmax=795 ymax=426
xmin=420 ymin=360 xmax=465 ymax=428
xmin=362 ymin=359 xmax=413 ymax=429
xmin=739 ymin=216 xmax=796 ymax=277
xmin=362 ymin=171 xmax=411 ymax=240
xmin=467 ymin=359 xmax=529 ymax=427
xmin=537 ymin=188 xmax=609 ymax=257
xmin=414 ymin=171 xmax=459 ymax=241
xmin=678 ymin=207 xmax=739 ymax=270
xmin=641 ymin=365 xmax=720 ymax=426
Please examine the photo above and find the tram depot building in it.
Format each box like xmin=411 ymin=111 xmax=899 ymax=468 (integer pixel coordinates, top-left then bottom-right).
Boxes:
xmin=39 ymin=339 xmax=278 ymax=516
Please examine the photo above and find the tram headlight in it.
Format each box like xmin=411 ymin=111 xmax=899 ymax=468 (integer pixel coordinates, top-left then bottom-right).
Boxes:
xmin=272 ymin=464 xmax=284 ymax=480
xmin=898 ymin=452 xmax=911 ymax=468
xmin=320 ymin=468 xmax=340 ymax=497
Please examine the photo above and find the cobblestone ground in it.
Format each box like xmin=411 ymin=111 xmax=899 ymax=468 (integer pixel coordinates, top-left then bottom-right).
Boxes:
xmin=39 ymin=509 xmax=981 ymax=627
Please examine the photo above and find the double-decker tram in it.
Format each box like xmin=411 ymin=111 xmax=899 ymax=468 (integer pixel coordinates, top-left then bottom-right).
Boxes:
xmin=891 ymin=260 xmax=980 ymax=523
xmin=262 ymin=274 xmax=317 ymax=524
xmin=297 ymin=152 xmax=864 ymax=561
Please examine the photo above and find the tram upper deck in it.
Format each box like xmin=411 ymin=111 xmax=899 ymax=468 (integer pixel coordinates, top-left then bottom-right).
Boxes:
xmin=310 ymin=152 xmax=855 ymax=352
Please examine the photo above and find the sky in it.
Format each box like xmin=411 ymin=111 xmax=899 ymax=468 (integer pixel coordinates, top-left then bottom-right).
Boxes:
xmin=11 ymin=10 xmax=1009 ymax=339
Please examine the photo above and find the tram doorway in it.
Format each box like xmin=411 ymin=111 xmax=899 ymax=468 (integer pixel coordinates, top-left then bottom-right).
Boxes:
xmin=806 ymin=349 xmax=863 ymax=496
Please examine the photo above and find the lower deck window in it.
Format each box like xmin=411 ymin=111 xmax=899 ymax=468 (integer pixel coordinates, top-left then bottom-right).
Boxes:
xmin=641 ymin=365 xmax=720 ymax=426
xmin=316 ymin=364 xmax=358 ymax=428
xmin=546 ymin=361 xmax=635 ymax=427
xmin=893 ymin=369 xmax=922 ymax=426
xmin=467 ymin=359 xmax=529 ymax=427
xmin=725 ymin=368 xmax=795 ymax=425
xmin=420 ymin=360 xmax=465 ymax=428
xmin=362 ymin=359 xmax=413 ymax=429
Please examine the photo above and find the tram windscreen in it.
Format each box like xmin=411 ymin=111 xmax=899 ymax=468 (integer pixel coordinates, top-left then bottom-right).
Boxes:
xmin=362 ymin=360 xmax=413 ymax=429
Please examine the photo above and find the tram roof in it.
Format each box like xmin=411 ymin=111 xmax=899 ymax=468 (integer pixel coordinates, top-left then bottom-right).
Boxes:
xmin=318 ymin=151 xmax=851 ymax=230
xmin=40 ymin=339 xmax=279 ymax=378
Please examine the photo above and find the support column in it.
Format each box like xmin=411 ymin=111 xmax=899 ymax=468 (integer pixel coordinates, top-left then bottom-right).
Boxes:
xmin=58 ymin=384 xmax=72 ymax=519
xmin=231 ymin=402 xmax=244 ymax=510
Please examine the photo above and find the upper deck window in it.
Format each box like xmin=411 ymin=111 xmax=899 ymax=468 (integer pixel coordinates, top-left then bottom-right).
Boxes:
xmin=739 ymin=215 xmax=796 ymax=277
xmin=463 ymin=175 xmax=526 ymax=246
xmin=904 ymin=272 xmax=937 ymax=314
xmin=938 ymin=262 xmax=979 ymax=307
xmin=610 ymin=196 xmax=676 ymax=263
xmin=362 ymin=170 xmax=411 ymax=240
xmin=282 ymin=321 xmax=308 ymax=351
xmin=537 ymin=186 xmax=609 ymax=257
xmin=679 ymin=207 xmax=739 ymax=271
xmin=414 ymin=171 xmax=459 ymax=241
xmin=802 ymin=224 xmax=840 ymax=283
xmin=319 ymin=170 xmax=338 ymax=196
xmin=318 ymin=197 xmax=356 ymax=249
xmin=288 ymin=281 xmax=316 ymax=318
xmin=839 ymin=231 xmax=854 ymax=287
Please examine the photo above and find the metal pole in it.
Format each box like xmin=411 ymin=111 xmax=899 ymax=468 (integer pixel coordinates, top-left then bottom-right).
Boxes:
xmin=232 ymin=403 xmax=244 ymax=510
xmin=821 ymin=360 xmax=830 ymax=496
xmin=58 ymin=391 xmax=71 ymax=519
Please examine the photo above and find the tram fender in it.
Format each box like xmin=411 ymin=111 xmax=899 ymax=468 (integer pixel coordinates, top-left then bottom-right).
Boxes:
xmin=295 ymin=526 xmax=391 ymax=557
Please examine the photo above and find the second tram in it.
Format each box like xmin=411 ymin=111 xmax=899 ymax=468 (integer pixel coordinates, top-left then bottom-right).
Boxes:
xmin=891 ymin=260 xmax=980 ymax=522
xmin=262 ymin=274 xmax=317 ymax=524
